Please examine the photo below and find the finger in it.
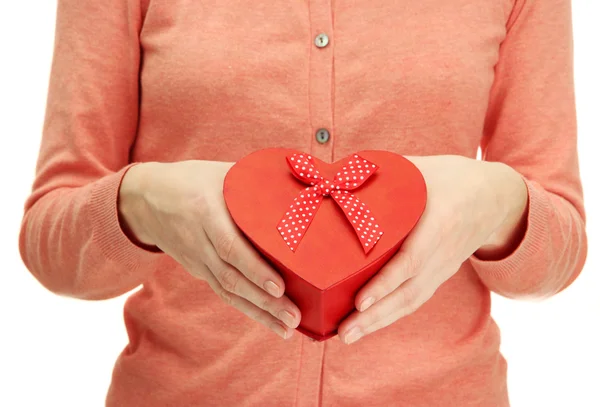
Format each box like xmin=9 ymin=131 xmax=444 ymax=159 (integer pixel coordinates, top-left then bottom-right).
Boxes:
xmin=354 ymin=250 xmax=423 ymax=312
xmin=211 ymin=261 xmax=301 ymax=329
xmin=355 ymin=210 xmax=443 ymax=313
xmin=339 ymin=273 xmax=435 ymax=345
xmin=204 ymin=212 xmax=286 ymax=298
xmin=201 ymin=269 xmax=295 ymax=339
xmin=199 ymin=228 xmax=301 ymax=328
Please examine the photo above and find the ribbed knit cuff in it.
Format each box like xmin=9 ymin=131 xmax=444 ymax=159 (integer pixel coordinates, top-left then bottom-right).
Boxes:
xmin=469 ymin=177 xmax=550 ymax=282
xmin=89 ymin=164 xmax=165 ymax=271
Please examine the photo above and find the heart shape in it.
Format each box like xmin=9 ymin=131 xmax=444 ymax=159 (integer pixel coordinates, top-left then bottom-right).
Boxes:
xmin=223 ymin=148 xmax=427 ymax=340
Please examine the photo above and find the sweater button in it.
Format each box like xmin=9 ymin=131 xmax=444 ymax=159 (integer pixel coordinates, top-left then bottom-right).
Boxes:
xmin=316 ymin=128 xmax=330 ymax=144
xmin=315 ymin=33 xmax=329 ymax=48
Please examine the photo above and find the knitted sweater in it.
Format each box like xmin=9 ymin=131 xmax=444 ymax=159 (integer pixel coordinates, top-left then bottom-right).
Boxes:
xmin=20 ymin=0 xmax=586 ymax=405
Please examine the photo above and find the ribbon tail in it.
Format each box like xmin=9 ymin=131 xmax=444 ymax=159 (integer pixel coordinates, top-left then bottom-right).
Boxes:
xmin=331 ymin=191 xmax=383 ymax=254
xmin=277 ymin=187 xmax=324 ymax=252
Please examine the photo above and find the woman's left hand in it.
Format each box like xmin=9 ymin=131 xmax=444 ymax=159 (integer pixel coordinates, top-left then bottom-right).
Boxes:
xmin=337 ymin=155 xmax=529 ymax=345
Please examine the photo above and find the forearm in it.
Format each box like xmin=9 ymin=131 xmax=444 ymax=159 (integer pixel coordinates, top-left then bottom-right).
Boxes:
xmin=475 ymin=161 xmax=529 ymax=260
xmin=19 ymin=167 xmax=165 ymax=300
xmin=118 ymin=162 xmax=162 ymax=249
xmin=470 ymin=162 xmax=587 ymax=299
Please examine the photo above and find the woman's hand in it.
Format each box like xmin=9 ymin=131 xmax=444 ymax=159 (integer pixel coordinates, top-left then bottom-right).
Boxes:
xmin=118 ymin=160 xmax=301 ymax=339
xmin=337 ymin=155 xmax=529 ymax=344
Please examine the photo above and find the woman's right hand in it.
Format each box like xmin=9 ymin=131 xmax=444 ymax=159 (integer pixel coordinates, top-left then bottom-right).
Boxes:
xmin=118 ymin=160 xmax=301 ymax=339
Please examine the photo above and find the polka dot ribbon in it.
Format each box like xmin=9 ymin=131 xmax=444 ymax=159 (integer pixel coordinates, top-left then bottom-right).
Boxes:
xmin=277 ymin=153 xmax=384 ymax=254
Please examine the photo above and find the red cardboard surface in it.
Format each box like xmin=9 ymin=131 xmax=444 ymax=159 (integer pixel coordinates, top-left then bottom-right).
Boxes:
xmin=223 ymin=149 xmax=427 ymax=340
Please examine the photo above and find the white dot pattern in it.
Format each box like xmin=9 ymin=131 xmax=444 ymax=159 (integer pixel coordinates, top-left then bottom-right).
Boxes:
xmin=277 ymin=153 xmax=383 ymax=253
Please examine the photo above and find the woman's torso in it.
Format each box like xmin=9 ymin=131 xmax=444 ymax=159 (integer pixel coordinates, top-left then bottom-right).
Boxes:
xmin=107 ymin=1 xmax=513 ymax=405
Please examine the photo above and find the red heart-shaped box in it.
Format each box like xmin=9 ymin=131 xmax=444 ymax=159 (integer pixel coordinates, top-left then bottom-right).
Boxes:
xmin=223 ymin=149 xmax=427 ymax=341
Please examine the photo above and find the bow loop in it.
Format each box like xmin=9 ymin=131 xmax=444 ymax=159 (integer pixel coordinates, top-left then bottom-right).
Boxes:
xmin=278 ymin=153 xmax=384 ymax=253
xmin=332 ymin=156 xmax=379 ymax=191
xmin=286 ymin=154 xmax=323 ymax=185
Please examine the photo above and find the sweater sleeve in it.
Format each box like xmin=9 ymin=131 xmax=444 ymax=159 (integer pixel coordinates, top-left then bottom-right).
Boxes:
xmin=19 ymin=0 xmax=166 ymax=300
xmin=469 ymin=0 xmax=587 ymax=299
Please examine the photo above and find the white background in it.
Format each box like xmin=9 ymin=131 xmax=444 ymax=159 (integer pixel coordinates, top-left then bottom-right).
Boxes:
xmin=0 ymin=2 xmax=598 ymax=406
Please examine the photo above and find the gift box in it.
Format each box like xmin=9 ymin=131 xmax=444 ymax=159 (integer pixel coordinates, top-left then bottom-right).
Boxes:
xmin=223 ymin=148 xmax=427 ymax=341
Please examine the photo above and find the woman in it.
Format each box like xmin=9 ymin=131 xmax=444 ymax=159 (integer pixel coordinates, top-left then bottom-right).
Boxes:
xmin=19 ymin=0 xmax=587 ymax=406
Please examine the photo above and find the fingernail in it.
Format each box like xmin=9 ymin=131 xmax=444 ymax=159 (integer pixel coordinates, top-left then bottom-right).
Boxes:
xmin=264 ymin=280 xmax=281 ymax=297
xmin=273 ymin=322 xmax=289 ymax=339
xmin=344 ymin=327 xmax=363 ymax=345
xmin=279 ymin=310 xmax=297 ymax=328
xmin=359 ymin=296 xmax=375 ymax=312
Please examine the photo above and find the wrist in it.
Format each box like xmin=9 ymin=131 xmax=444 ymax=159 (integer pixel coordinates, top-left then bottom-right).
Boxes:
xmin=476 ymin=162 xmax=528 ymax=260
xmin=118 ymin=162 xmax=159 ymax=247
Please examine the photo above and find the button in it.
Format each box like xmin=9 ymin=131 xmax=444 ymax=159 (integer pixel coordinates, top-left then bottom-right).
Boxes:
xmin=315 ymin=33 xmax=329 ymax=48
xmin=315 ymin=128 xmax=330 ymax=144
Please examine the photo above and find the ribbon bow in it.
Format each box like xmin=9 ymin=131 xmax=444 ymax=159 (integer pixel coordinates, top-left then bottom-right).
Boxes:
xmin=277 ymin=153 xmax=384 ymax=254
